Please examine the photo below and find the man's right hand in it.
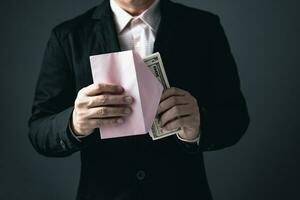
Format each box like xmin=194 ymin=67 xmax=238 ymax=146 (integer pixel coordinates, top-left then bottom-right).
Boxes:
xmin=71 ymin=83 xmax=134 ymax=136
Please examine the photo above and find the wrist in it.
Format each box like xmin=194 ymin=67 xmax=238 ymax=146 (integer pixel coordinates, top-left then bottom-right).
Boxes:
xmin=176 ymin=127 xmax=201 ymax=143
xmin=70 ymin=120 xmax=82 ymax=136
xmin=181 ymin=127 xmax=200 ymax=138
xmin=70 ymin=112 xmax=89 ymax=137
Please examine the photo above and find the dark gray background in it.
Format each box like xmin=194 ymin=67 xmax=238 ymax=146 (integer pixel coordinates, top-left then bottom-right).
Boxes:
xmin=0 ymin=0 xmax=299 ymax=199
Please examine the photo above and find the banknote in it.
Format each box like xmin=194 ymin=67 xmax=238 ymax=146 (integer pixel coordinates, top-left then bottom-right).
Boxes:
xmin=143 ymin=53 xmax=184 ymax=140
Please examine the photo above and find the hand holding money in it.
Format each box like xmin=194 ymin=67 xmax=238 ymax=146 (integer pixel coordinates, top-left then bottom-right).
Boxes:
xmin=158 ymin=87 xmax=201 ymax=141
xmin=143 ymin=53 xmax=201 ymax=140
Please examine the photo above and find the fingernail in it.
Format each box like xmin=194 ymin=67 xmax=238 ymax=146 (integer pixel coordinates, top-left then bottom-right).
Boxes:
xmin=117 ymin=118 xmax=124 ymax=124
xmin=124 ymin=96 xmax=133 ymax=103
xmin=124 ymin=108 xmax=131 ymax=114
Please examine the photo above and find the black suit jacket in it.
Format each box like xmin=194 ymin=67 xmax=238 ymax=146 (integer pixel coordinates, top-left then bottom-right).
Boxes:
xmin=28 ymin=0 xmax=250 ymax=199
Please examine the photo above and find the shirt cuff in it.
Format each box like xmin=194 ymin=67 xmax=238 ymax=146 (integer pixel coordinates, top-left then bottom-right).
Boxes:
xmin=176 ymin=131 xmax=201 ymax=145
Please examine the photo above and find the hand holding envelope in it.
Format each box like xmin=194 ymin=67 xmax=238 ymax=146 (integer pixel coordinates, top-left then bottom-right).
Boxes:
xmin=90 ymin=50 xmax=164 ymax=139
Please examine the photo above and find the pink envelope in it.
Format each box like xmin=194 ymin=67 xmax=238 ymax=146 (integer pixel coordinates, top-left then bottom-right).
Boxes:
xmin=90 ymin=50 xmax=163 ymax=139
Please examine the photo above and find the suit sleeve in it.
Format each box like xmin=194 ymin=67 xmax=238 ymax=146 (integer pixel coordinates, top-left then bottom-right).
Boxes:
xmin=198 ymin=16 xmax=250 ymax=152
xmin=178 ymin=16 xmax=250 ymax=153
xmin=28 ymin=29 xmax=95 ymax=157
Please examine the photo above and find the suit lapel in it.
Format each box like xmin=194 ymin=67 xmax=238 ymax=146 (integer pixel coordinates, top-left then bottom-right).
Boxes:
xmin=154 ymin=0 xmax=175 ymax=53
xmin=88 ymin=0 xmax=178 ymax=86
xmin=90 ymin=0 xmax=176 ymax=55
xmin=90 ymin=0 xmax=121 ymax=55
xmin=154 ymin=0 xmax=178 ymax=85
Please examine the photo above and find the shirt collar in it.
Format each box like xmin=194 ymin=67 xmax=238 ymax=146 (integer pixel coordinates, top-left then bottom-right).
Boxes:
xmin=110 ymin=0 xmax=161 ymax=33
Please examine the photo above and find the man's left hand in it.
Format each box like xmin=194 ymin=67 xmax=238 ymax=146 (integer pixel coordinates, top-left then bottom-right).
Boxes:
xmin=157 ymin=87 xmax=201 ymax=141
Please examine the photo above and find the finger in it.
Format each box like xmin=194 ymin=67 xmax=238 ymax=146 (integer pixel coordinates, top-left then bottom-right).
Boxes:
xmin=88 ymin=106 xmax=132 ymax=118
xmin=160 ymin=104 xmax=192 ymax=127
xmin=88 ymin=117 xmax=125 ymax=128
xmin=84 ymin=83 xmax=123 ymax=96
xmin=88 ymin=95 xmax=134 ymax=107
xmin=164 ymin=115 xmax=193 ymax=131
xmin=157 ymin=96 xmax=189 ymax=115
xmin=160 ymin=87 xmax=186 ymax=102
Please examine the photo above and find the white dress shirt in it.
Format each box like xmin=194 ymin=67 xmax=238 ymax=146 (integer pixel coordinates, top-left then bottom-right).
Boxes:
xmin=110 ymin=0 xmax=161 ymax=58
xmin=110 ymin=0 xmax=200 ymax=144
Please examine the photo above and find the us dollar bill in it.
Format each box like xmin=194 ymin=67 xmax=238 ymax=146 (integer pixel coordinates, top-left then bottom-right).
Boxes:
xmin=143 ymin=52 xmax=184 ymax=140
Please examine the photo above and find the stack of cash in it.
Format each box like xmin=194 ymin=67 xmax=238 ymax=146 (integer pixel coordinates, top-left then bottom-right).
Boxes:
xmin=143 ymin=53 xmax=184 ymax=140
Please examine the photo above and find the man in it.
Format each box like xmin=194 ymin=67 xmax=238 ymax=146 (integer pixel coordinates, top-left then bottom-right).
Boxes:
xmin=28 ymin=0 xmax=250 ymax=199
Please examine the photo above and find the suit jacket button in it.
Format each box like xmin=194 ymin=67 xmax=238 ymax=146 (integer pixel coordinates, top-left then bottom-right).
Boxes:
xmin=136 ymin=170 xmax=146 ymax=181
xmin=60 ymin=140 xmax=66 ymax=150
